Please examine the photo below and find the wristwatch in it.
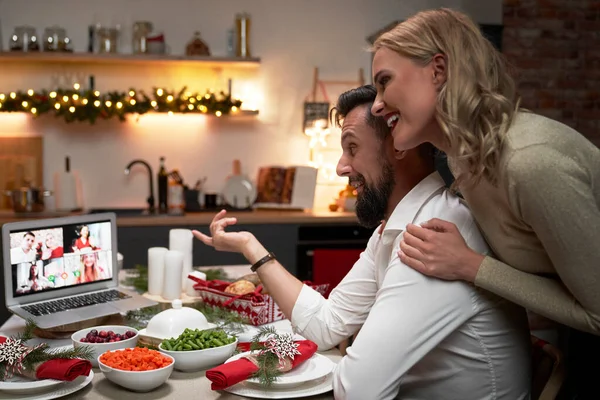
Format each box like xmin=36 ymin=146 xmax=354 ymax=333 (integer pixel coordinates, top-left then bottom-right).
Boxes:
xmin=250 ymin=252 xmax=276 ymax=272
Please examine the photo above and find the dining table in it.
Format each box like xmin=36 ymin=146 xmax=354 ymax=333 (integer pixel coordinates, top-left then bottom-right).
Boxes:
xmin=0 ymin=265 xmax=342 ymax=400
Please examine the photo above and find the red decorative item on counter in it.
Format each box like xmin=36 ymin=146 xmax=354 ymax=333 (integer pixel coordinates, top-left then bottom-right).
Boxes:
xmin=205 ymin=340 xmax=318 ymax=390
xmin=189 ymin=276 xmax=329 ymax=326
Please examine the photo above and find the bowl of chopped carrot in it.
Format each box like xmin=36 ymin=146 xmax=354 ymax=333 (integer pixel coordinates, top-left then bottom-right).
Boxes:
xmin=98 ymin=347 xmax=175 ymax=392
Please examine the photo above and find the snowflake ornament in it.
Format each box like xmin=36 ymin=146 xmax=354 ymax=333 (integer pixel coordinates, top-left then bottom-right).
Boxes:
xmin=0 ymin=338 xmax=27 ymax=366
xmin=264 ymin=333 xmax=301 ymax=361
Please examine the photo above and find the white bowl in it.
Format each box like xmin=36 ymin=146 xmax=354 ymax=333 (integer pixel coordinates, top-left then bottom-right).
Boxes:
xmin=71 ymin=325 xmax=139 ymax=367
xmin=158 ymin=338 xmax=238 ymax=372
xmin=98 ymin=349 xmax=174 ymax=392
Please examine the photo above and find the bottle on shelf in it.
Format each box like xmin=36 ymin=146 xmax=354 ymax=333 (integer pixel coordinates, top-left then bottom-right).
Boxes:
xmin=158 ymin=156 xmax=169 ymax=213
xmin=168 ymin=169 xmax=185 ymax=215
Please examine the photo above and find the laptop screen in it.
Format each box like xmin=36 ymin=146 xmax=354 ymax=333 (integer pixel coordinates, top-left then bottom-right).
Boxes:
xmin=8 ymin=219 xmax=113 ymax=298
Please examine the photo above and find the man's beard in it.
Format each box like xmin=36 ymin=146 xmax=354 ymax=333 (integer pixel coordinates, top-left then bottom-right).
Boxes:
xmin=354 ymin=161 xmax=395 ymax=229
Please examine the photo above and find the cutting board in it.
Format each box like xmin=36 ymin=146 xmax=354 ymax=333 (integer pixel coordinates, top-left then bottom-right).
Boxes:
xmin=0 ymin=137 xmax=44 ymax=209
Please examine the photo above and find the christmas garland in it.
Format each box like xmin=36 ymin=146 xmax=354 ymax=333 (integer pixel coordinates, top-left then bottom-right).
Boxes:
xmin=0 ymin=85 xmax=243 ymax=124
xmin=0 ymin=319 xmax=94 ymax=381
xmin=249 ymin=326 xmax=301 ymax=387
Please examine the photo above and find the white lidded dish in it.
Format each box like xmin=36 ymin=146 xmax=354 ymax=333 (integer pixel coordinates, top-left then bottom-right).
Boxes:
xmin=138 ymin=299 xmax=216 ymax=345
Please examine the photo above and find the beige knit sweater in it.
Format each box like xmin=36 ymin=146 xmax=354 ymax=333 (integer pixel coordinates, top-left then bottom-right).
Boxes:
xmin=450 ymin=112 xmax=600 ymax=334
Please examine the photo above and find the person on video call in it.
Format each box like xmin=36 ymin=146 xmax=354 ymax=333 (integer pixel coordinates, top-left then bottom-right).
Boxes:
xmin=41 ymin=232 xmax=64 ymax=261
xmin=16 ymin=261 xmax=54 ymax=294
xmin=72 ymin=225 xmax=98 ymax=253
xmin=193 ymin=86 xmax=531 ymax=399
xmin=76 ymin=249 xmax=108 ymax=283
xmin=10 ymin=231 xmax=37 ymax=264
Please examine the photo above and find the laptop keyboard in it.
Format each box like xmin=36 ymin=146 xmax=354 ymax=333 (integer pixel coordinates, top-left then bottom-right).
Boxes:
xmin=22 ymin=289 xmax=132 ymax=316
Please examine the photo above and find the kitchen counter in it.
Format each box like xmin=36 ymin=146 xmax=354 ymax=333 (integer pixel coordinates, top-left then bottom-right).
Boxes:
xmin=0 ymin=209 xmax=358 ymax=227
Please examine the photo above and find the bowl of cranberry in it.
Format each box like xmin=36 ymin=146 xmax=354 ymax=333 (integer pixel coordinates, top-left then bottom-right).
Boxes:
xmin=72 ymin=325 xmax=139 ymax=367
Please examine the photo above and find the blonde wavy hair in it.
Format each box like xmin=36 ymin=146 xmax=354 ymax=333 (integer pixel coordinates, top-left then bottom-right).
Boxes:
xmin=373 ymin=8 xmax=520 ymax=188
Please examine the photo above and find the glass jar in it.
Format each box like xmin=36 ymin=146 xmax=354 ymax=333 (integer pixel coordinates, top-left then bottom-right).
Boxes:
xmin=10 ymin=26 xmax=39 ymax=52
xmin=43 ymin=26 xmax=72 ymax=52
xmin=132 ymin=21 xmax=153 ymax=54
xmin=97 ymin=27 xmax=119 ymax=53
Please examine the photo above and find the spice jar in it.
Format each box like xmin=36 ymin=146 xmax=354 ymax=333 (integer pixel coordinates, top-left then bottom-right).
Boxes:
xmin=10 ymin=26 xmax=39 ymax=52
xmin=132 ymin=21 xmax=153 ymax=54
xmin=98 ymin=27 xmax=119 ymax=53
xmin=43 ymin=26 xmax=72 ymax=52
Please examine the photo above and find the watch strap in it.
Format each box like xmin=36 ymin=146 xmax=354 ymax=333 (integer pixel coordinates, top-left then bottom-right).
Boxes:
xmin=250 ymin=252 xmax=276 ymax=272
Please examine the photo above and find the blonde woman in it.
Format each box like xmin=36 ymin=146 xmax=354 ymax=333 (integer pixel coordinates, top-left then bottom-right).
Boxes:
xmin=77 ymin=251 xmax=108 ymax=283
xmin=370 ymin=8 xmax=599 ymax=398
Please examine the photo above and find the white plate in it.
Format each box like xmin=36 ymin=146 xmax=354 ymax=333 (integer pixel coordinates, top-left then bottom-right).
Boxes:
xmin=222 ymin=175 xmax=257 ymax=209
xmin=223 ymin=373 xmax=332 ymax=399
xmin=0 ymin=371 xmax=93 ymax=400
xmin=0 ymin=377 xmax=64 ymax=395
xmin=225 ymin=351 xmax=335 ymax=390
xmin=0 ymin=346 xmax=72 ymax=395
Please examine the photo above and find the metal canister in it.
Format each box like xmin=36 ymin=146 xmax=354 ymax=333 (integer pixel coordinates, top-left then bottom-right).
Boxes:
xmin=235 ymin=13 xmax=251 ymax=58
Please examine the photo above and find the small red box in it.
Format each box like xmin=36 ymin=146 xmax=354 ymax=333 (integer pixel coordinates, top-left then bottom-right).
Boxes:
xmin=192 ymin=278 xmax=329 ymax=326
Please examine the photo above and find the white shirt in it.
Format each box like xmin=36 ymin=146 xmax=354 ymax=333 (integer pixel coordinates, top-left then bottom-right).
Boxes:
xmin=291 ymin=172 xmax=532 ymax=400
xmin=10 ymin=246 xmax=36 ymax=264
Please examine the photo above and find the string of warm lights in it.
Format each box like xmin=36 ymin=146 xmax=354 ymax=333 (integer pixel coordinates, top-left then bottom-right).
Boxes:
xmin=0 ymin=84 xmax=243 ymax=124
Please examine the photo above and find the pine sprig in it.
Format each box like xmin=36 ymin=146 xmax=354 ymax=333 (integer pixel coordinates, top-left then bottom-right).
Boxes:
xmin=247 ymin=326 xmax=291 ymax=387
xmin=251 ymin=325 xmax=278 ymax=344
xmin=20 ymin=343 xmax=94 ymax=371
xmin=14 ymin=318 xmax=37 ymax=343
xmin=120 ymin=264 xmax=149 ymax=294
xmin=250 ymin=351 xmax=282 ymax=386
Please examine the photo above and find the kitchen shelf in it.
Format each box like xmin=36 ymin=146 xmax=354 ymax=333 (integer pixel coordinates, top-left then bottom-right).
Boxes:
xmin=0 ymin=51 xmax=261 ymax=68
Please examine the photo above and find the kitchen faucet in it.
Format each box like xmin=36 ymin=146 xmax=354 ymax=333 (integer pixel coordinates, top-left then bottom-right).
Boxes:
xmin=124 ymin=159 xmax=155 ymax=213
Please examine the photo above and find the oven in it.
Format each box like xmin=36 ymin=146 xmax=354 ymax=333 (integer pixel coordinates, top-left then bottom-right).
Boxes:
xmin=296 ymin=224 xmax=372 ymax=297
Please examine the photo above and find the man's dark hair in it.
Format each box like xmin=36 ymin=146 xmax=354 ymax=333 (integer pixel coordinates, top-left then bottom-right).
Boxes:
xmin=24 ymin=232 xmax=35 ymax=239
xmin=329 ymin=85 xmax=389 ymax=142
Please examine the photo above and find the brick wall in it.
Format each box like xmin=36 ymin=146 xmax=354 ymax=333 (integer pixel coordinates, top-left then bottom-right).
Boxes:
xmin=502 ymin=0 xmax=600 ymax=146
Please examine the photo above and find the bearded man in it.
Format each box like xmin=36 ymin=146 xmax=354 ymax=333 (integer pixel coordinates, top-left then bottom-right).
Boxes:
xmin=194 ymin=86 xmax=531 ymax=400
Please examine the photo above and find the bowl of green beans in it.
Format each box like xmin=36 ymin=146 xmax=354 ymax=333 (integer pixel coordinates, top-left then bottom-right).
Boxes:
xmin=158 ymin=327 xmax=238 ymax=371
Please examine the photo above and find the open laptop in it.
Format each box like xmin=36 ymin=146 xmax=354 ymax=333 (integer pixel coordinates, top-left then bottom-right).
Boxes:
xmin=2 ymin=213 xmax=157 ymax=329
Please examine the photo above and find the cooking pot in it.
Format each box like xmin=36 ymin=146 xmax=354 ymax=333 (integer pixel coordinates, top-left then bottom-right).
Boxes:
xmin=4 ymin=187 xmax=53 ymax=213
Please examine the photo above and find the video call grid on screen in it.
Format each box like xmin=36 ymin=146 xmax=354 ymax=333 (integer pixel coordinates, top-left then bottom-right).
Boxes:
xmin=8 ymin=220 xmax=114 ymax=297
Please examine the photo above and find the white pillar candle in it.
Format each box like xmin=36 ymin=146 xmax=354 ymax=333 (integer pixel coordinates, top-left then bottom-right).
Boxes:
xmin=185 ymin=270 xmax=207 ymax=297
xmin=162 ymin=250 xmax=184 ymax=300
xmin=147 ymin=247 xmax=168 ymax=296
xmin=169 ymin=229 xmax=194 ymax=288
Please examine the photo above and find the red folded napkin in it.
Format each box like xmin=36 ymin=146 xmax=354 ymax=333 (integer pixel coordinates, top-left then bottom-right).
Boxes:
xmin=0 ymin=336 xmax=92 ymax=382
xmin=36 ymin=358 xmax=92 ymax=381
xmin=206 ymin=340 xmax=318 ymax=390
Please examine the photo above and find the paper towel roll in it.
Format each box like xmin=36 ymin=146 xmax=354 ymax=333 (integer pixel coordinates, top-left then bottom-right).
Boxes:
xmin=163 ymin=250 xmax=184 ymax=300
xmin=185 ymin=270 xmax=207 ymax=297
xmin=169 ymin=229 xmax=193 ymax=287
xmin=54 ymin=171 xmax=78 ymax=211
xmin=147 ymin=247 xmax=168 ymax=296
xmin=54 ymin=156 xmax=81 ymax=211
